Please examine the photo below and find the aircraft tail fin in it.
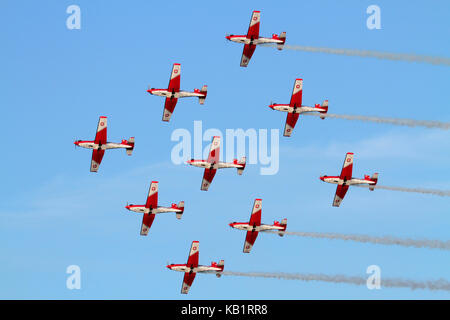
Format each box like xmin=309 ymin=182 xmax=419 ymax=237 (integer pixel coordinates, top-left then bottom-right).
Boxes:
xmin=319 ymin=100 xmax=329 ymax=119
xmin=176 ymin=201 xmax=185 ymax=219
xmin=278 ymin=218 xmax=287 ymax=236
xmin=237 ymin=156 xmax=246 ymax=175
xmin=216 ymin=260 xmax=225 ymax=277
xmin=199 ymin=85 xmax=207 ymax=105
xmin=369 ymin=173 xmax=379 ymax=191
xmin=126 ymin=137 xmax=135 ymax=155
xmin=277 ymin=32 xmax=286 ymax=50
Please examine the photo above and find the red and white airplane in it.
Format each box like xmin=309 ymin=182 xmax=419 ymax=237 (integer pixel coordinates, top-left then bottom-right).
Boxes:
xmin=74 ymin=116 xmax=135 ymax=172
xmin=320 ymin=153 xmax=379 ymax=207
xmin=147 ymin=63 xmax=207 ymax=122
xmin=225 ymin=10 xmax=286 ymax=67
xmin=229 ymin=199 xmax=287 ymax=253
xmin=269 ymin=78 xmax=329 ymax=137
xmin=125 ymin=181 xmax=185 ymax=236
xmin=166 ymin=241 xmax=224 ymax=294
xmin=186 ymin=136 xmax=246 ymax=191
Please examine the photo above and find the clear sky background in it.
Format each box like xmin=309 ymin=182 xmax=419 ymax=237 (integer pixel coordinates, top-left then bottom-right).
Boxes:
xmin=0 ymin=0 xmax=449 ymax=299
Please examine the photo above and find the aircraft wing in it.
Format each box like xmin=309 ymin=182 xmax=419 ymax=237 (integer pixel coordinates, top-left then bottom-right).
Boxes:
xmin=181 ymin=241 xmax=200 ymax=294
xmin=240 ymin=11 xmax=260 ymax=67
xmin=90 ymin=116 xmax=107 ymax=172
xmin=243 ymin=199 xmax=262 ymax=253
xmin=246 ymin=11 xmax=260 ymax=39
xmin=162 ymin=97 xmax=178 ymax=122
xmin=283 ymin=79 xmax=303 ymax=136
xmin=284 ymin=113 xmax=299 ymax=137
xmin=94 ymin=116 xmax=107 ymax=145
xmin=333 ymin=185 xmax=349 ymax=207
xmin=207 ymin=136 xmax=220 ymax=163
xmin=200 ymin=137 xmax=220 ymax=190
xmin=240 ymin=44 xmax=256 ymax=67
xmin=181 ymin=271 xmax=196 ymax=294
xmin=249 ymin=199 xmax=262 ymax=226
xmin=90 ymin=149 xmax=105 ymax=172
xmin=145 ymin=181 xmax=158 ymax=210
xmin=186 ymin=241 xmax=199 ymax=268
xmin=168 ymin=63 xmax=181 ymax=92
xmin=201 ymin=168 xmax=217 ymax=191
xmin=289 ymin=79 xmax=303 ymax=107
xmin=339 ymin=152 xmax=354 ymax=181
xmin=244 ymin=230 xmax=259 ymax=253
xmin=162 ymin=63 xmax=181 ymax=121
xmin=140 ymin=213 xmax=155 ymax=236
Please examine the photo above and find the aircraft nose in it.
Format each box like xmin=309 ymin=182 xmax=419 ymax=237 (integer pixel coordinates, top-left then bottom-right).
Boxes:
xmin=166 ymin=264 xmax=172 ymax=269
xmin=125 ymin=205 xmax=130 ymax=210
xmin=319 ymin=176 xmax=324 ymax=181
xmin=268 ymin=105 xmax=274 ymax=109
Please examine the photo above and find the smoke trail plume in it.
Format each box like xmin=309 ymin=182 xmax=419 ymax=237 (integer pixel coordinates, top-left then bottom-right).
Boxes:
xmin=263 ymin=43 xmax=450 ymax=66
xmin=266 ymin=230 xmax=450 ymax=251
xmin=304 ymin=113 xmax=450 ymax=130
xmin=355 ymin=184 xmax=450 ymax=197
xmin=221 ymin=271 xmax=450 ymax=292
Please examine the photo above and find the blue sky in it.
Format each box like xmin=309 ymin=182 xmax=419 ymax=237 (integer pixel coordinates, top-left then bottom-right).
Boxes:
xmin=0 ymin=0 xmax=449 ymax=299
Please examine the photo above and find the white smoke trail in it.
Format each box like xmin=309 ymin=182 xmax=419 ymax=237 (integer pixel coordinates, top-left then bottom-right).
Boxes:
xmin=221 ymin=271 xmax=450 ymax=292
xmin=355 ymin=184 xmax=450 ymax=197
xmin=266 ymin=230 xmax=450 ymax=251
xmin=304 ymin=113 xmax=450 ymax=130
xmin=263 ymin=43 xmax=450 ymax=66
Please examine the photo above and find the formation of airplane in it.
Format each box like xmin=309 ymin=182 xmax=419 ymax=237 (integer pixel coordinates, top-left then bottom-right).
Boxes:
xmin=166 ymin=241 xmax=224 ymax=294
xmin=229 ymin=199 xmax=287 ymax=253
xmin=226 ymin=10 xmax=286 ymax=67
xmin=269 ymin=78 xmax=329 ymax=137
xmin=320 ymin=153 xmax=379 ymax=207
xmin=187 ymin=136 xmax=246 ymax=191
xmin=147 ymin=63 xmax=207 ymax=122
xmin=125 ymin=181 xmax=185 ymax=235
xmin=74 ymin=116 xmax=135 ymax=172
xmin=72 ymin=10 xmax=385 ymax=295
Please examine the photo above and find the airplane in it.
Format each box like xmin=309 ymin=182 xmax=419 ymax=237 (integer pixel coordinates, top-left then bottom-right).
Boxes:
xmin=269 ymin=78 xmax=329 ymax=137
xmin=186 ymin=136 xmax=246 ymax=191
xmin=225 ymin=10 xmax=286 ymax=67
xmin=166 ymin=241 xmax=224 ymax=294
xmin=74 ymin=116 xmax=135 ymax=172
xmin=147 ymin=63 xmax=207 ymax=122
xmin=125 ymin=181 xmax=185 ymax=236
xmin=229 ymin=199 xmax=287 ymax=253
xmin=320 ymin=152 xmax=379 ymax=207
